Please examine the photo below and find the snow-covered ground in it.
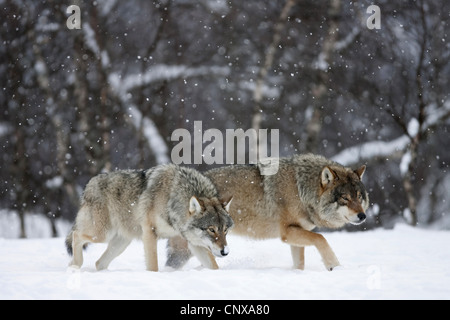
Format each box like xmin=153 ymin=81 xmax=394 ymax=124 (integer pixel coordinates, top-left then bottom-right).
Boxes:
xmin=1 ymin=220 xmax=449 ymax=300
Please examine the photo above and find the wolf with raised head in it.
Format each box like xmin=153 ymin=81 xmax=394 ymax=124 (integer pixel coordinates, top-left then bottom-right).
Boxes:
xmin=65 ymin=164 xmax=234 ymax=271
xmin=166 ymin=154 xmax=369 ymax=271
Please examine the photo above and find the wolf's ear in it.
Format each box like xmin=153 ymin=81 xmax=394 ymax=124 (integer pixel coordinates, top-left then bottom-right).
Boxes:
xmin=354 ymin=165 xmax=366 ymax=180
xmin=189 ymin=196 xmax=202 ymax=215
xmin=321 ymin=166 xmax=337 ymax=188
xmin=221 ymin=195 xmax=233 ymax=212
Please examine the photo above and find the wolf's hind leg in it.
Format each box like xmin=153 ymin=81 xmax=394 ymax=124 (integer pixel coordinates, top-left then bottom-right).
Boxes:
xmin=290 ymin=245 xmax=305 ymax=270
xmin=69 ymin=231 xmax=93 ymax=268
xmin=189 ymin=244 xmax=219 ymax=270
xmin=96 ymin=234 xmax=132 ymax=271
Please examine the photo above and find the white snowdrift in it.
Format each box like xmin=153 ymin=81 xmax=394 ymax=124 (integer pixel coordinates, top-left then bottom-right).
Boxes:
xmin=1 ymin=224 xmax=449 ymax=300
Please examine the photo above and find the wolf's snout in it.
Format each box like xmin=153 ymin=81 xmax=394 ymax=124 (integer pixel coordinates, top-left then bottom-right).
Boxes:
xmin=357 ymin=212 xmax=366 ymax=222
xmin=220 ymin=246 xmax=229 ymax=256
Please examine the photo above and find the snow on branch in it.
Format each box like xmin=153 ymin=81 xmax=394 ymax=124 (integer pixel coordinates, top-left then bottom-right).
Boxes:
xmin=83 ymin=22 xmax=101 ymax=57
xmin=239 ymin=80 xmax=281 ymax=99
xmin=332 ymin=134 xmax=410 ymax=166
xmin=127 ymin=105 xmax=170 ymax=165
xmin=109 ymin=64 xmax=230 ymax=95
xmin=423 ymin=100 xmax=450 ymax=131
xmin=314 ymin=27 xmax=361 ymax=71
xmin=82 ymin=22 xmax=110 ymax=69
xmin=334 ymin=27 xmax=360 ymax=51
xmin=107 ymin=64 xmax=230 ymax=164
xmin=333 ymin=99 xmax=450 ymax=167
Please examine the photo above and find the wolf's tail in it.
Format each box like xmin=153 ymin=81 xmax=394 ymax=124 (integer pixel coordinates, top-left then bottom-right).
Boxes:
xmin=65 ymin=226 xmax=76 ymax=256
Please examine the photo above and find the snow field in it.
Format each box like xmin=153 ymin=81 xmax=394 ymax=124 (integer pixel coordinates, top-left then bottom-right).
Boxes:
xmin=0 ymin=224 xmax=449 ymax=300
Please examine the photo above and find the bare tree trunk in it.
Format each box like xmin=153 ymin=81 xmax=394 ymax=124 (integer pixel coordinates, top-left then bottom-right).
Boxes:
xmin=32 ymin=34 xmax=79 ymax=218
xmin=401 ymin=0 xmax=429 ymax=226
xmin=402 ymin=141 xmax=418 ymax=226
xmin=305 ymin=0 xmax=341 ymax=153
xmin=73 ymin=16 xmax=111 ymax=176
xmin=13 ymin=125 xmax=28 ymax=238
xmin=252 ymin=0 xmax=296 ymax=132
xmin=250 ymin=0 xmax=296 ymax=163
xmin=91 ymin=6 xmax=112 ymax=173
xmin=7 ymin=17 xmax=32 ymax=238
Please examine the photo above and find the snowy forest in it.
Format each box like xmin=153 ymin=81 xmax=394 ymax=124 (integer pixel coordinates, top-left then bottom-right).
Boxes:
xmin=1 ymin=0 xmax=449 ymax=238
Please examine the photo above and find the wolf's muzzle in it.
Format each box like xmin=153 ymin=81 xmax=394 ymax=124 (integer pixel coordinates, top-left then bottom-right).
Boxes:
xmin=357 ymin=212 xmax=366 ymax=223
xmin=220 ymin=246 xmax=229 ymax=256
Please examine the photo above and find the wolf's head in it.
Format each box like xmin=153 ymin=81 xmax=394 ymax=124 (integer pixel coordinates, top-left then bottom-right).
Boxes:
xmin=318 ymin=165 xmax=369 ymax=228
xmin=184 ymin=195 xmax=234 ymax=258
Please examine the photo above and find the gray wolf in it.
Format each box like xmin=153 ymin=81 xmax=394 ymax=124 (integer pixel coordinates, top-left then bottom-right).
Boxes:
xmin=166 ymin=154 xmax=369 ymax=271
xmin=65 ymin=164 xmax=234 ymax=271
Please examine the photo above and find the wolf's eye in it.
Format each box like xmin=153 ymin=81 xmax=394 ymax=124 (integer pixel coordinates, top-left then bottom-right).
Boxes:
xmin=340 ymin=195 xmax=350 ymax=202
xmin=208 ymin=227 xmax=216 ymax=234
xmin=223 ymin=228 xmax=228 ymax=234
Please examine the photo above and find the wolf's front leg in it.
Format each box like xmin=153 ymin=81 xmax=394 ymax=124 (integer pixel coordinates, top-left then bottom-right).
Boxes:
xmin=290 ymin=245 xmax=305 ymax=270
xmin=141 ymin=224 xmax=158 ymax=271
xmin=281 ymin=226 xmax=340 ymax=271
xmin=188 ymin=244 xmax=219 ymax=270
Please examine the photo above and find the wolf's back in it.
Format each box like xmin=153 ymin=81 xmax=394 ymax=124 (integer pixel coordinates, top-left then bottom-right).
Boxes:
xmin=204 ymin=164 xmax=262 ymax=199
xmin=176 ymin=165 xmax=218 ymax=198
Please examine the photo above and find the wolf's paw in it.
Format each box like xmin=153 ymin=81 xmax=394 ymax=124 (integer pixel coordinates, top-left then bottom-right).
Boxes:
xmin=327 ymin=265 xmax=339 ymax=271
xmin=324 ymin=259 xmax=340 ymax=271
xmin=163 ymin=266 xmax=177 ymax=272
xmin=66 ymin=265 xmax=81 ymax=272
xmin=329 ymin=265 xmax=344 ymax=272
xmin=95 ymin=260 xmax=108 ymax=271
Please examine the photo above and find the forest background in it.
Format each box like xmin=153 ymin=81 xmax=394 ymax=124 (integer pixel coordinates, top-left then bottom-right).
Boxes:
xmin=1 ymin=0 xmax=449 ymax=238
